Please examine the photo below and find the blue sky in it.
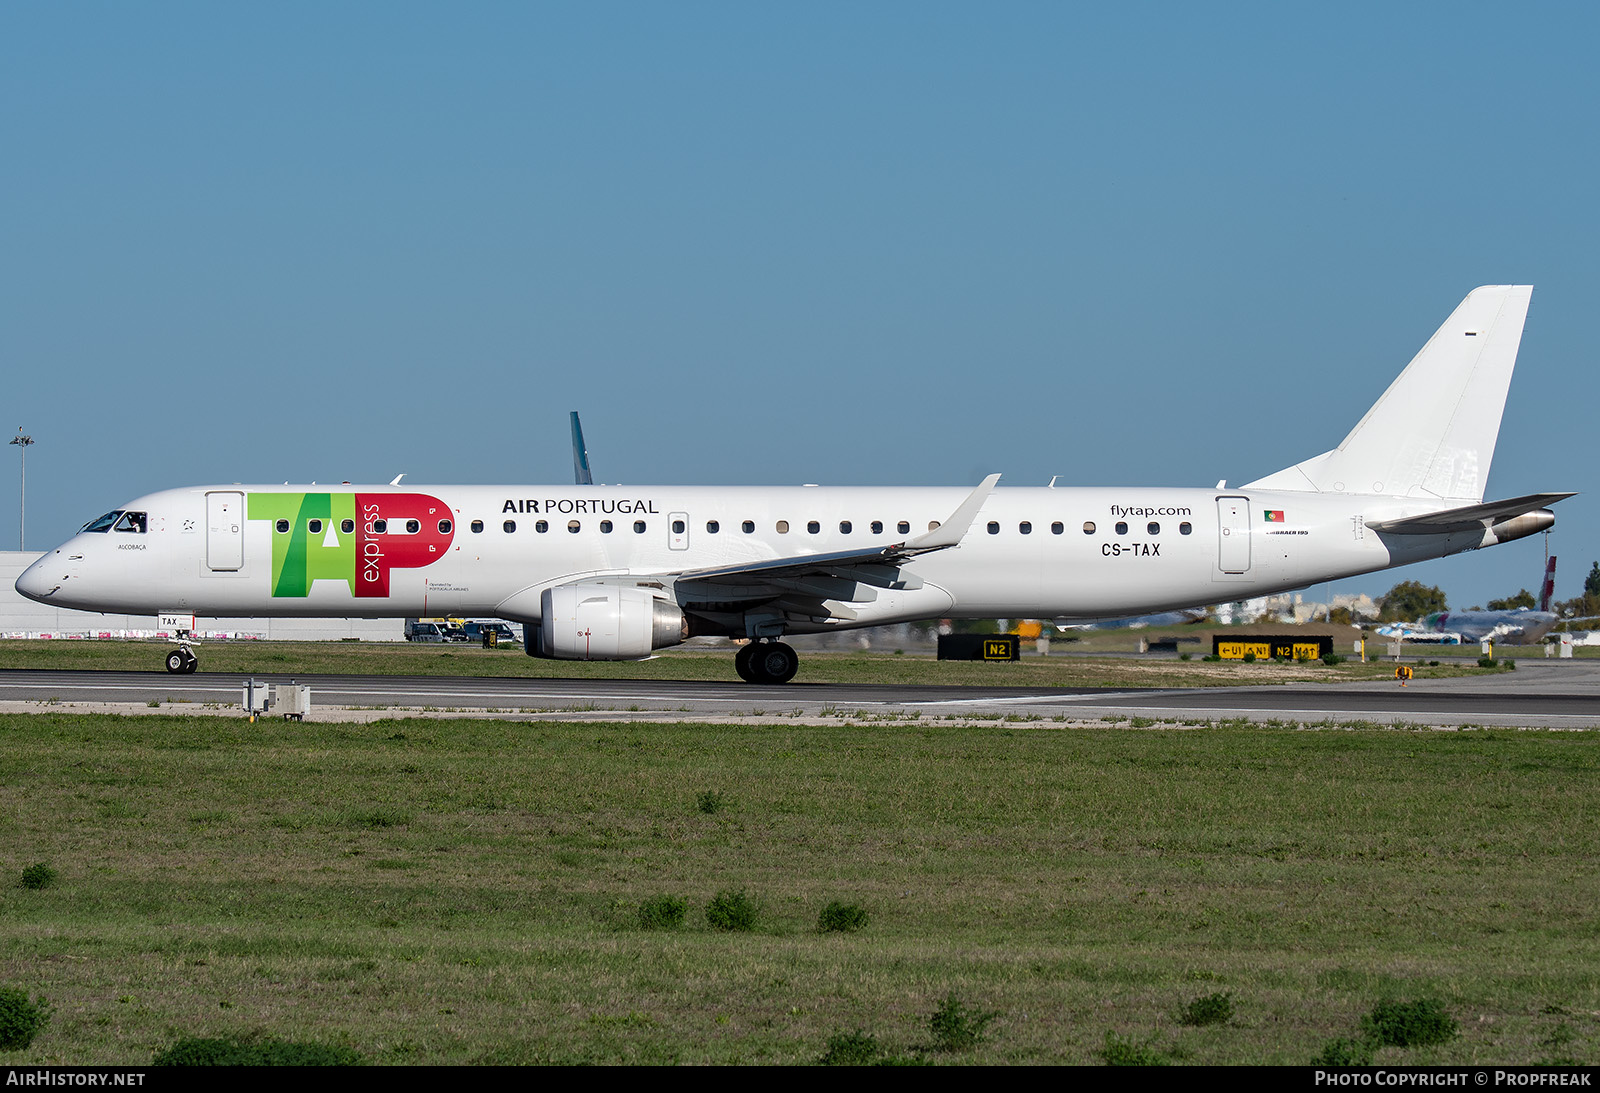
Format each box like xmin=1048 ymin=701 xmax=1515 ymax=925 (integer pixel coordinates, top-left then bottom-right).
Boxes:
xmin=3 ymin=2 xmax=1594 ymax=610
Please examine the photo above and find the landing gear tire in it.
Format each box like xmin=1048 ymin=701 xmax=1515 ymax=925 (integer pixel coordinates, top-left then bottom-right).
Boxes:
xmin=745 ymin=641 xmax=799 ymax=684
xmin=166 ymin=648 xmax=198 ymax=674
xmin=734 ymin=642 xmax=758 ymax=682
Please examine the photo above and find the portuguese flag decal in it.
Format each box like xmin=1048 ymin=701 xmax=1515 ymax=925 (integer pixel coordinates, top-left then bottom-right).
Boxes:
xmin=1264 ymin=510 xmax=1285 ymax=522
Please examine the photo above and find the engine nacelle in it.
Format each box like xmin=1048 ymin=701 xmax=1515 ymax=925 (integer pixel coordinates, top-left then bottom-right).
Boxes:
xmin=529 ymin=584 xmax=686 ymax=660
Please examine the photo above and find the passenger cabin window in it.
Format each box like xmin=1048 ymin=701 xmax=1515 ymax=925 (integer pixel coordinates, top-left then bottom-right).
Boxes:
xmin=776 ymin=520 xmax=789 ymax=534
xmin=807 ymin=521 xmax=820 ymax=534
xmin=568 ymin=520 xmax=580 ymax=533
xmin=439 ymin=519 xmax=452 ymax=534
xmin=871 ymin=521 xmax=883 ymax=534
xmin=1019 ymin=521 xmax=1032 ymax=534
xmin=928 ymin=521 xmax=941 ymax=531
xmin=275 ymin=519 xmax=290 ymax=534
xmin=113 ymin=511 xmax=147 ymax=533
xmin=1180 ymin=522 xmax=1192 ymax=535
xmin=1148 ymin=522 xmax=1159 ymax=535
xmin=1115 ymin=522 xmax=1128 ymax=535
xmin=707 ymin=520 xmax=720 ymax=534
xmin=405 ymin=519 xmax=420 ymax=534
xmin=672 ymin=519 xmax=686 ymax=534
xmin=1083 ymin=521 xmax=1096 ymax=534
xmin=308 ymin=519 xmax=323 ymax=535
xmin=839 ymin=521 xmax=852 ymax=534
xmin=470 ymin=520 xmax=483 ymax=533
xmin=342 ymin=519 xmax=355 ymax=534
xmin=898 ymin=521 xmax=910 ymax=534
xmin=742 ymin=520 xmax=755 ymax=534
xmin=634 ymin=520 xmax=646 ymax=533
xmin=81 ymin=511 xmax=123 ymax=533
xmin=373 ymin=520 xmax=388 ymax=533
xmin=600 ymin=520 xmax=613 ymax=533
xmin=1052 ymin=522 xmax=1064 ymax=534
xmin=503 ymin=520 xmax=516 ymax=533
xmin=986 ymin=521 xmax=999 ymax=534
xmin=535 ymin=520 xmax=548 ymax=533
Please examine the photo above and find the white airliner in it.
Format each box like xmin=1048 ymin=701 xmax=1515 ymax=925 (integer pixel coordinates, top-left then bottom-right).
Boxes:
xmin=1375 ymin=555 xmax=1564 ymax=645
xmin=15 ymin=286 xmax=1574 ymax=683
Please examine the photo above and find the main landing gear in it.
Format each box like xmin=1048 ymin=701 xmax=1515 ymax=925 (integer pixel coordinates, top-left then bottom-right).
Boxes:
xmin=734 ymin=640 xmax=799 ymax=684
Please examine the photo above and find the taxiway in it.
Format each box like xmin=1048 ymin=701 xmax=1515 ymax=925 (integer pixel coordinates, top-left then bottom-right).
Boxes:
xmin=0 ymin=660 xmax=1595 ymax=728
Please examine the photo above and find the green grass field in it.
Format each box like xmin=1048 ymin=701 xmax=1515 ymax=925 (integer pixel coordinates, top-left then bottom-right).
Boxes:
xmin=0 ymin=712 xmax=1595 ymax=1064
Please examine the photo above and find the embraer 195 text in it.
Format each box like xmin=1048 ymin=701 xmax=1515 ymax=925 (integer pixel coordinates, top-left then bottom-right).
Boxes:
xmin=17 ymin=286 xmax=1573 ymax=683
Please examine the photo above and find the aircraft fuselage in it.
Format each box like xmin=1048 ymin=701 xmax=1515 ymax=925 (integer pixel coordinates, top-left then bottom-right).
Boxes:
xmin=17 ymin=482 xmax=1516 ymax=630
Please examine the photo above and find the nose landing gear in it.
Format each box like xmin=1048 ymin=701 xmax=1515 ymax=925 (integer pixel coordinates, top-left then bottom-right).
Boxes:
xmin=165 ymin=630 xmax=199 ymax=674
xmin=165 ymin=647 xmax=198 ymax=673
xmin=734 ymin=640 xmax=798 ymax=684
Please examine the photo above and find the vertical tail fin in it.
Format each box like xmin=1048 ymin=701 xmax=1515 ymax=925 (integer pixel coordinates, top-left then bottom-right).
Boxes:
xmin=1244 ymin=286 xmax=1532 ymax=500
xmin=570 ymin=411 xmax=594 ymax=486
xmin=1539 ymin=555 xmax=1557 ymax=613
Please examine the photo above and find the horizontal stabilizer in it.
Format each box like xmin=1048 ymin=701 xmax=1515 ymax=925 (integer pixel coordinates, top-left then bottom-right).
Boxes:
xmin=1365 ymin=492 xmax=1574 ymax=535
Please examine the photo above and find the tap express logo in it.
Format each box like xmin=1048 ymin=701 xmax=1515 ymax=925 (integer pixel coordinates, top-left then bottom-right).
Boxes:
xmin=248 ymin=493 xmax=454 ymax=598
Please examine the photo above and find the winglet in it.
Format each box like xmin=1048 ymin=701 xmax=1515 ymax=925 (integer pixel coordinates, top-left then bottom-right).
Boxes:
xmin=905 ymin=473 xmax=1001 ymax=552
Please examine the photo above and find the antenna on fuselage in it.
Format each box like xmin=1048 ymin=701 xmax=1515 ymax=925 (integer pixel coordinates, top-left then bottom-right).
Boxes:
xmin=571 ymin=411 xmax=594 ymax=486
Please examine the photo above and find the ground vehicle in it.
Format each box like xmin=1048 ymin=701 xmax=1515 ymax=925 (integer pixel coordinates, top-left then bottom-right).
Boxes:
xmin=405 ymin=621 xmax=464 ymax=643
xmin=460 ymin=621 xmax=520 ymax=645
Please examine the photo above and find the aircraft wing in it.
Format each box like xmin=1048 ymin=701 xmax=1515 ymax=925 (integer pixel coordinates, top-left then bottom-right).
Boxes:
xmin=673 ymin=543 xmax=931 ymax=587
xmin=1365 ymin=492 xmax=1575 ymax=535
xmin=666 ymin=474 xmax=1001 ymax=617
xmin=1374 ymin=623 xmax=1462 ymax=644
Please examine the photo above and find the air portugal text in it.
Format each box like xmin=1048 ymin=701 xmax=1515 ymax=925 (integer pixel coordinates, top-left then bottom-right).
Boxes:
xmin=503 ymin=498 xmax=661 ymax=515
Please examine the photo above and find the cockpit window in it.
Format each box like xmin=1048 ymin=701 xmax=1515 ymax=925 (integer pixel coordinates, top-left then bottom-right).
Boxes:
xmin=113 ymin=511 xmax=147 ymax=533
xmin=81 ymin=510 xmax=124 ymax=533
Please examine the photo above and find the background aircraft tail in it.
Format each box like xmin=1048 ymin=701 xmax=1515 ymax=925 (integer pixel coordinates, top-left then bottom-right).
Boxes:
xmin=1245 ymin=285 xmax=1532 ymax=501
xmin=1539 ymin=555 xmax=1557 ymax=613
xmin=570 ymin=411 xmax=594 ymax=486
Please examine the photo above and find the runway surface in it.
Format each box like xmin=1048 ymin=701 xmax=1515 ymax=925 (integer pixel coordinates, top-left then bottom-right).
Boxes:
xmin=1 ymin=660 xmax=1597 ymax=727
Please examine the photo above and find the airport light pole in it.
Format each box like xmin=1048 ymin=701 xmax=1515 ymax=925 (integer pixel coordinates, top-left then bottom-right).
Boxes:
xmin=10 ymin=429 xmax=32 ymax=551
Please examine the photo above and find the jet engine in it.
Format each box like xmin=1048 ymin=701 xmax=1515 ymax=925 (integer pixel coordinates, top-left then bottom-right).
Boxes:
xmin=528 ymin=584 xmax=687 ymax=660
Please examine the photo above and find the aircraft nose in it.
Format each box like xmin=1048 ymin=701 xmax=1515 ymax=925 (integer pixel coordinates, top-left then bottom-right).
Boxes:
xmin=15 ymin=552 xmax=66 ymax=604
